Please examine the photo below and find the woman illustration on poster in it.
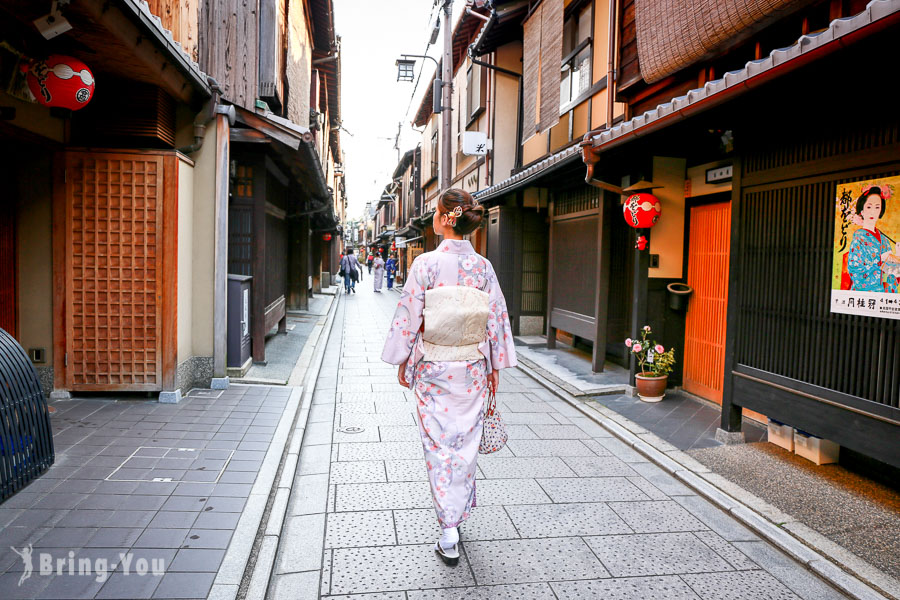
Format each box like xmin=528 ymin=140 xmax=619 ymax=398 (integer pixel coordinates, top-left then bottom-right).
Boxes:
xmin=848 ymin=185 xmax=900 ymax=293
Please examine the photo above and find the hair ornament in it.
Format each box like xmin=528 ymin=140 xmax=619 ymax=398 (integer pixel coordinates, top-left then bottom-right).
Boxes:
xmin=446 ymin=205 xmax=464 ymax=226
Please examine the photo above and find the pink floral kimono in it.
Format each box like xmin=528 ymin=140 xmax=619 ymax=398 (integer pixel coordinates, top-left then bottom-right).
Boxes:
xmin=381 ymin=239 xmax=517 ymax=528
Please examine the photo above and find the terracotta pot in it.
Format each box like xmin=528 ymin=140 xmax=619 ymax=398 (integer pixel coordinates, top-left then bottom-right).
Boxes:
xmin=635 ymin=373 xmax=668 ymax=402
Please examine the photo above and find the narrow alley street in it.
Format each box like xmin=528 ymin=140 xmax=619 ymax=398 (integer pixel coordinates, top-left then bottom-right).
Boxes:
xmin=269 ymin=281 xmax=850 ymax=599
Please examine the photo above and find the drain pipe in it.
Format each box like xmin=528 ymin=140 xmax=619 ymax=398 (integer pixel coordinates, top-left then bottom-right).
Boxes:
xmin=178 ymin=76 xmax=224 ymax=155
xmin=607 ymin=0 xmax=619 ymax=129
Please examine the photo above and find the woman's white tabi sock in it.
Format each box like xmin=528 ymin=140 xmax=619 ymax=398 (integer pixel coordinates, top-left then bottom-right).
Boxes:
xmin=439 ymin=526 xmax=459 ymax=550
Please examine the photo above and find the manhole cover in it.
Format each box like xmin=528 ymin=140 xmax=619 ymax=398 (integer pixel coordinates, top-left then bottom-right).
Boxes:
xmin=337 ymin=426 xmax=364 ymax=434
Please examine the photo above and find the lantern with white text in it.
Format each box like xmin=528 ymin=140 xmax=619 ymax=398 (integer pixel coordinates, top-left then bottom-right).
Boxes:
xmin=623 ymin=193 xmax=661 ymax=229
xmin=24 ymin=55 xmax=95 ymax=110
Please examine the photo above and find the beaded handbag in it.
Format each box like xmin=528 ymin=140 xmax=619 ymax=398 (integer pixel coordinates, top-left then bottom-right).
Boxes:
xmin=479 ymin=387 xmax=508 ymax=454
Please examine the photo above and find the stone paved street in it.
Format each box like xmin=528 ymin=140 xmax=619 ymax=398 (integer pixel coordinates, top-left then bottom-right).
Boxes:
xmin=283 ymin=280 xmax=851 ymax=599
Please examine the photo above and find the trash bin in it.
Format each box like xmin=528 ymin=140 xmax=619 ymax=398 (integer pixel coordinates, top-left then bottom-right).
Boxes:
xmin=0 ymin=327 xmax=55 ymax=503
xmin=227 ymin=275 xmax=253 ymax=371
xmin=666 ymin=282 xmax=693 ymax=311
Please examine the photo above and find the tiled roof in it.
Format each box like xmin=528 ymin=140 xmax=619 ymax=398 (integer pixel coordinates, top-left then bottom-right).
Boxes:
xmin=474 ymin=144 xmax=581 ymax=201
xmin=588 ymin=0 xmax=900 ymax=150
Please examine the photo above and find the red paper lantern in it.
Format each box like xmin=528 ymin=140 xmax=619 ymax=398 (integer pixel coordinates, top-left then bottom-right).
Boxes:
xmin=623 ymin=193 xmax=661 ymax=228
xmin=25 ymin=55 xmax=95 ymax=111
xmin=322 ymin=233 xmax=332 ymax=241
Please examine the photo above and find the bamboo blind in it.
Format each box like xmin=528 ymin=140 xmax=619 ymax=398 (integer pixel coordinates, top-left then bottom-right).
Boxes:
xmin=634 ymin=0 xmax=806 ymax=83
xmin=521 ymin=0 xmax=564 ymax=143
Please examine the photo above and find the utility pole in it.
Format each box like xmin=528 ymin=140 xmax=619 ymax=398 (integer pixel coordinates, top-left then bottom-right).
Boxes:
xmin=440 ymin=0 xmax=453 ymax=192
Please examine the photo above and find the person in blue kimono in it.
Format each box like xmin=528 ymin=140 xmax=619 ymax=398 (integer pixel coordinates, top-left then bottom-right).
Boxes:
xmin=848 ymin=186 xmax=899 ymax=293
xmin=385 ymin=254 xmax=397 ymax=289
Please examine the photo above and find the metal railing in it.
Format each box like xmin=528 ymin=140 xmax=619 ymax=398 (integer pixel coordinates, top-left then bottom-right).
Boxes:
xmin=0 ymin=328 xmax=55 ymax=503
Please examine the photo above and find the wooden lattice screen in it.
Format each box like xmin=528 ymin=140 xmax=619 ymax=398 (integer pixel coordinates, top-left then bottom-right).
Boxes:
xmin=63 ymin=152 xmax=177 ymax=391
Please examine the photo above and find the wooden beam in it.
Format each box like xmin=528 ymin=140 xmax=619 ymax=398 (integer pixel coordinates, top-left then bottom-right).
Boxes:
xmin=629 ymin=229 xmax=649 ymax=383
xmin=213 ymin=114 xmax=230 ymax=377
xmin=52 ymin=152 xmax=67 ymax=392
xmin=234 ymin=109 xmax=301 ymax=150
xmin=720 ymin=155 xmax=744 ymax=433
xmin=251 ymin=156 xmax=268 ymax=364
xmin=230 ymin=129 xmax=272 ymax=144
xmin=161 ymin=155 xmax=178 ymax=390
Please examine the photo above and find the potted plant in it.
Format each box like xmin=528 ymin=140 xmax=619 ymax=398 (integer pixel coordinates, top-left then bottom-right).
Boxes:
xmin=625 ymin=326 xmax=676 ymax=402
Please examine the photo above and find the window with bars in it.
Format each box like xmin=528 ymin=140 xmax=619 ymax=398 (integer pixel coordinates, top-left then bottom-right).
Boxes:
xmin=560 ymin=2 xmax=592 ymax=110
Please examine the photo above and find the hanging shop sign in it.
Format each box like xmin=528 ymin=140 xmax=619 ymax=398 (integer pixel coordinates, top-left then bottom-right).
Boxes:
xmin=831 ymin=175 xmax=900 ymax=320
xmin=24 ymin=55 xmax=94 ymax=110
xmin=623 ymin=193 xmax=661 ymax=228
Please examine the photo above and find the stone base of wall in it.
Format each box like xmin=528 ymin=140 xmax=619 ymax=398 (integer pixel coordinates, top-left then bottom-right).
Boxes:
xmin=34 ymin=365 xmax=53 ymax=397
xmin=176 ymin=356 xmax=214 ymax=393
xmin=519 ymin=316 xmax=545 ymax=337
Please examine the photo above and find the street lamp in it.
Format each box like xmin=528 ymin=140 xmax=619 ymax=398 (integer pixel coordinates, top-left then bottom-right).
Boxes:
xmin=395 ymin=59 xmax=416 ymax=82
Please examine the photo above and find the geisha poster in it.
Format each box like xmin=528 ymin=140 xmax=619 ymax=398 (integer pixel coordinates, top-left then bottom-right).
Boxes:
xmin=831 ymin=175 xmax=900 ymax=319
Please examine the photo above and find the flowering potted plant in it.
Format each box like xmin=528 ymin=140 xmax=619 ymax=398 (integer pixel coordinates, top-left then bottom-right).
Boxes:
xmin=625 ymin=325 xmax=676 ymax=402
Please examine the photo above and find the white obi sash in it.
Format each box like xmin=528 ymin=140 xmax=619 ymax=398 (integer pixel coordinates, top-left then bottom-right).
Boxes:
xmin=422 ymin=286 xmax=490 ymax=361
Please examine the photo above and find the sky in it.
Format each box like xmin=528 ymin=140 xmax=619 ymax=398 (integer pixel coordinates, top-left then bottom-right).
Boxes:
xmin=333 ymin=0 xmax=466 ymax=221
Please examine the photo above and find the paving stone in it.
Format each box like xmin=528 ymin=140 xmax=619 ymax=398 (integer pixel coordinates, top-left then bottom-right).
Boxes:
xmin=465 ymin=537 xmax=609 ymax=585
xmin=550 ymin=575 xmax=701 ymax=600
xmin=95 ymin=571 xmax=164 ymax=599
xmin=476 ymin=456 xmax=577 ymax=479
xmin=505 ymin=502 xmax=632 ymax=538
xmin=626 ymin=476 xmax=670 ymax=501
xmin=339 ymin=412 xmax=416 ymax=427
xmin=608 ymin=501 xmax=709 ymax=533
xmin=560 ymin=456 xmax=638 ymax=477
xmin=585 ymin=532 xmax=734 ymax=577
xmin=149 ymin=511 xmax=199 ymax=529
xmin=628 ymin=462 xmax=695 ymax=496
xmin=379 ymin=425 xmax=422 ymax=441
xmin=35 ymin=573 xmax=107 ymax=599
xmin=568 ymin=417 xmax=613 ymax=438
xmin=330 ymin=544 xmax=475 ymax=594
xmin=381 ymin=459 xmax=427 ymax=482
xmin=168 ymin=548 xmax=226 ymax=572
xmin=330 ymin=461 xmax=387 ymax=484
xmin=289 ymin=474 xmax=330 ymax=516
xmin=339 ymin=442 xmax=423 ymax=461
xmin=525 ymin=425 xmax=591 ymax=439
xmin=86 ymin=527 xmax=146 ymax=547
xmin=277 ymin=514 xmax=326 ymax=573
xmin=474 ymin=479 xmax=553 ymax=505
xmin=498 ymin=401 xmax=557 ymax=413
xmin=152 ymin=571 xmax=216 ymax=598
xmin=594 ymin=438 xmax=648 ymax=462
xmin=504 ymin=425 xmax=540 ymax=439
xmin=731 ymin=541 xmax=849 ymax=600
xmin=680 ymin=570 xmax=803 ymax=600
xmin=336 ymin=481 xmax=432 ymax=511
xmin=333 ymin=426 xmax=381 ymax=443
xmin=536 ymin=477 xmax=649 ymax=502
xmin=506 ymin=439 xmax=596 ymax=457
xmin=407 ymin=583 xmax=557 ymax=599
xmin=133 ymin=528 xmax=190 ymax=549
xmin=393 ymin=508 xmax=442 ymax=544
xmin=671 ymin=495 xmax=760 ymax=542
xmin=326 ymin=511 xmax=396 ymax=548
xmin=270 ymin=571 xmax=321 ymax=600
xmin=498 ymin=413 xmax=562 ymax=425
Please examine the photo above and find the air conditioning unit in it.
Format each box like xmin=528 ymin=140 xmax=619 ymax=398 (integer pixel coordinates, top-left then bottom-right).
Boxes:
xmin=461 ymin=131 xmax=491 ymax=156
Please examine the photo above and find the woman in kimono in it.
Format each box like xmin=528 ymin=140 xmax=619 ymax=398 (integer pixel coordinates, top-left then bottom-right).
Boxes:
xmin=381 ymin=189 xmax=517 ymax=566
xmin=848 ymin=186 xmax=899 ymax=293
xmin=372 ymin=255 xmax=386 ymax=292
xmin=385 ymin=254 xmax=397 ymax=289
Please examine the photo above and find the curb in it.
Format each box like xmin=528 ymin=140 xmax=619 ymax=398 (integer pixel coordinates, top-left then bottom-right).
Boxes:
xmin=208 ymin=290 xmax=341 ymax=600
xmin=514 ymin=360 xmax=896 ymax=600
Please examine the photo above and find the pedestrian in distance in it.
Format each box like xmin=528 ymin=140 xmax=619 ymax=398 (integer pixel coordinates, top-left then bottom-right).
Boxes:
xmin=381 ymin=188 xmax=518 ymax=566
xmin=367 ymin=252 xmax=374 ymax=274
xmin=372 ymin=254 xmax=385 ymax=292
xmin=340 ymin=249 xmax=360 ymax=294
xmin=385 ymin=254 xmax=397 ymax=289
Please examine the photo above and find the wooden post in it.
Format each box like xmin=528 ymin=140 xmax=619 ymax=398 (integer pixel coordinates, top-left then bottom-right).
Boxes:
xmin=629 ymin=229 xmax=650 ymax=383
xmin=298 ymin=215 xmax=310 ymax=311
xmin=592 ymin=192 xmax=612 ymax=372
xmin=545 ymin=197 xmax=557 ymax=349
xmin=720 ymin=156 xmax=744 ymax=432
xmin=213 ymin=115 xmax=230 ymax=378
xmin=251 ymin=156 xmax=268 ymax=364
